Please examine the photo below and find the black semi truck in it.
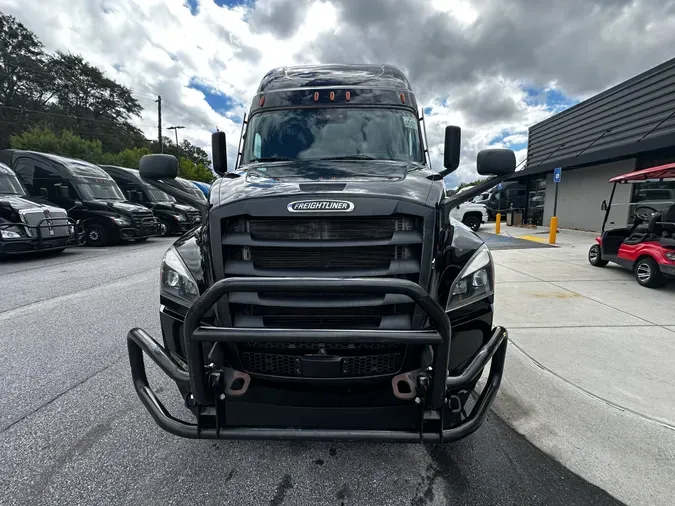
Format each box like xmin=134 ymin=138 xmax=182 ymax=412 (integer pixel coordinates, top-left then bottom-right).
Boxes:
xmin=0 ymin=162 xmax=77 ymax=257
xmin=126 ymin=64 xmax=516 ymax=443
xmin=101 ymin=165 xmax=202 ymax=236
xmin=0 ymin=150 xmax=163 ymax=247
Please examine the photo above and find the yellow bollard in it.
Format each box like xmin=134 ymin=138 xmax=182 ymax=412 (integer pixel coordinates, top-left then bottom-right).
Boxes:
xmin=495 ymin=213 xmax=501 ymax=235
xmin=549 ymin=216 xmax=558 ymax=244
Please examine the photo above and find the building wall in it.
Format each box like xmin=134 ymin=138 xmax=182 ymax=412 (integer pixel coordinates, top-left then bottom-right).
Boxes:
xmin=542 ymin=158 xmax=636 ymax=232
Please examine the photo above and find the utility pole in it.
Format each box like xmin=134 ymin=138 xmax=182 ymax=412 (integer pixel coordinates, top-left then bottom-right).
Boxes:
xmin=155 ymin=95 xmax=163 ymax=153
xmin=167 ymin=125 xmax=185 ymax=147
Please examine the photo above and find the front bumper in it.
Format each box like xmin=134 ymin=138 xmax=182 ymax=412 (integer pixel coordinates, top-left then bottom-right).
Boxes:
xmin=119 ymin=217 xmax=163 ymax=241
xmin=127 ymin=277 xmax=508 ymax=442
xmin=0 ymin=217 xmax=78 ymax=255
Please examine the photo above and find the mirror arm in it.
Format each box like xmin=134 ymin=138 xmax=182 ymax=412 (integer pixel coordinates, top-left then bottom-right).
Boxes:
xmin=441 ymin=174 xmax=512 ymax=211
xmin=427 ymin=167 xmax=455 ymax=181
xmin=141 ymin=177 xmax=209 ymax=220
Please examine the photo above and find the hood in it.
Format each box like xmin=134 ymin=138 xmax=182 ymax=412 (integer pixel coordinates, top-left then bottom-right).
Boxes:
xmin=213 ymin=160 xmax=442 ymax=208
xmin=1 ymin=195 xmax=68 ymax=214
xmin=171 ymin=202 xmax=199 ymax=214
xmin=86 ymin=200 xmax=149 ymax=214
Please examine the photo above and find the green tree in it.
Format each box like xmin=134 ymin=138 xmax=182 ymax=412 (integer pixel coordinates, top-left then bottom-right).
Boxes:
xmin=9 ymin=127 xmax=105 ymax=162
xmin=178 ymin=157 xmax=215 ymax=183
xmin=47 ymin=52 xmax=145 ymax=153
xmin=0 ymin=13 xmax=55 ymax=148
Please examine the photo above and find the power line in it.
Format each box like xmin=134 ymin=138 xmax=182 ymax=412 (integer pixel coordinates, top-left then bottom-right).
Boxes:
xmin=0 ymin=118 xmax=148 ymax=141
xmin=0 ymin=104 xmax=157 ymax=128
xmin=1 ymin=60 xmax=220 ymax=133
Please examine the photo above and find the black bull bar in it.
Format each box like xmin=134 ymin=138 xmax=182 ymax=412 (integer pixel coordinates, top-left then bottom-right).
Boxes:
xmin=127 ymin=277 xmax=508 ymax=442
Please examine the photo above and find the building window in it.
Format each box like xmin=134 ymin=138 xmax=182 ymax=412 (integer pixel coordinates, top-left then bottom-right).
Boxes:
xmin=629 ymin=181 xmax=675 ymax=216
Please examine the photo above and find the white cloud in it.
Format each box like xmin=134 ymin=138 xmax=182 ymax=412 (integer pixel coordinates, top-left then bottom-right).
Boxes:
xmin=2 ymin=0 xmax=674 ymax=182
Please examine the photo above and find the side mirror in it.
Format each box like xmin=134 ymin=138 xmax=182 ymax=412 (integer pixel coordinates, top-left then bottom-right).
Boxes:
xmin=139 ymin=154 xmax=179 ymax=180
xmin=135 ymin=190 xmax=144 ymax=202
xmin=73 ymin=201 xmax=84 ymax=209
xmin=0 ymin=199 xmax=12 ymax=209
xmin=477 ymin=149 xmax=516 ymax=176
xmin=443 ymin=126 xmax=461 ymax=172
xmin=124 ymin=190 xmax=132 ymax=201
xmin=212 ymin=131 xmax=227 ymax=176
xmin=58 ymin=186 xmax=69 ymax=198
xmin=39 ymin=188 xmax=48 ymax=198
xmin=601 ymin=200 xmax=607 ymax=211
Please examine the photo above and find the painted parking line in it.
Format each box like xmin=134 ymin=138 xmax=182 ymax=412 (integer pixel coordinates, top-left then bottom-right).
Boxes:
xmin=477 ymin=232 xmax=556 ymax=250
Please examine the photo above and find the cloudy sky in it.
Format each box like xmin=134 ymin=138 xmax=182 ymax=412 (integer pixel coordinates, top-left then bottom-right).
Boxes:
xmin=2 ymin=0 xmax=675 ymax=187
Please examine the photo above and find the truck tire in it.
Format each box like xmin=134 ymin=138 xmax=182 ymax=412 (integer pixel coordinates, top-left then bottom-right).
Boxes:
xmin=85 ymin=224 xmax=108 ymax=247
xmin=634 ymin=257 xmax=666 ymax=288
xmin=462 ymin=215 xmax=481 ymax=231
xmin=158 ymin=219 xmax=173 ymax=237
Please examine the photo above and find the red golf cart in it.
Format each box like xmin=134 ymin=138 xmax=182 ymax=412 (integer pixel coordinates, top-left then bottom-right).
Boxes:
xmin=588 ymin=163 xmax=675 ymax=288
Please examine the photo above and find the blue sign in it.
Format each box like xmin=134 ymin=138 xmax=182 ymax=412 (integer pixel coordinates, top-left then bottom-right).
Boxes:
xmin=553 ymin=167 xmax=562 ymax=183
xmin=497 ymin=183 xmax=503 ymax=190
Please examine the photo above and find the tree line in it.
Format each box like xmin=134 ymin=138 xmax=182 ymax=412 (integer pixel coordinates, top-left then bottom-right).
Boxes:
xmin=0 ymin=12 xmax=215 ymax=183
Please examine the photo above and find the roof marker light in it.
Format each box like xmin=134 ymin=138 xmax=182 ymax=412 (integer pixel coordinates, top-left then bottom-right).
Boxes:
xmin=314 ymin=92 xmax=319 ymax=102
xmin=259 ymin=95 xmax=265 ymax=106
xmin=400 ymin=93 xmax=406 ymax=104
xmin=345 ymin=91 xmax=351 ymax=101
xmin=329 ymin=91 xmax=335 ymax=101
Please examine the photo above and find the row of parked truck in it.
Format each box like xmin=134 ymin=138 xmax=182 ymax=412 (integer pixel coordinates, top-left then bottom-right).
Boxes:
xmin=0 ymin=149 xmax=211 ymax=257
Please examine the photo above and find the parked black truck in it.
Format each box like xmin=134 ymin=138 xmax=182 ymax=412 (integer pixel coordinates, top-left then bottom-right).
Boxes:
xmin=100 ymin=165 xmax=202 ymax=236
xmin=126 ymin=64 xmax=516 ymax=443
xmin=0 ymin=162 xmax=77 ymax=257
xmin=0 ymin=150 xmax=163 ymax=246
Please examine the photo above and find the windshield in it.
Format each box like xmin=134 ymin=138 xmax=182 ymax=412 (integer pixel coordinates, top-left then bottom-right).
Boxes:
xmin=0 ymin=173 xmax=25 ymax=196
xmin=79 ymin=180 xmax=125 ymax=201
xmin=241 ymin=108 xmax=424 ymax=166
xmin=148 ymin=188 xmax=175 ymax=202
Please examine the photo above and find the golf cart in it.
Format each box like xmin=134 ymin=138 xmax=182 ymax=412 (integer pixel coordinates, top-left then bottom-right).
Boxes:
xmin=588 ymin=163 xmax=675 ymax=288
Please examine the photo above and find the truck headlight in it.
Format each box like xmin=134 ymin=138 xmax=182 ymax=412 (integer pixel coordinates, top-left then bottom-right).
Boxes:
xmin=1 ymin=229 xmax=21 ymax=239
xmin=160 ymin=246 xmax=199 ymax=306
xmin=446 ymin=244 xmax=494 ymax=311
xmin=111 ymin=217 xmax=130 ymax=226
xmin=172 ymin=214 xmax=186 ymax=222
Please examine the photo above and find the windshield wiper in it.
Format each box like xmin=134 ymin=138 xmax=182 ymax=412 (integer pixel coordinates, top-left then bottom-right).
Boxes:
xmin=250 ymin=156 xmax=295 ymax=163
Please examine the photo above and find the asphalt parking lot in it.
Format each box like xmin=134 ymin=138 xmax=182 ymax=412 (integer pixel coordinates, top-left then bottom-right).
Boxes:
xmin=0 ymin=234 xmax=668 ymax=505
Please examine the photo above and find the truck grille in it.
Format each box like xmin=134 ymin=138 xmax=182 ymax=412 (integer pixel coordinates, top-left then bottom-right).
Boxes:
xmin=186 ymin=209 xmax=201 ymax=224
xmin=131 ymin=209 xmax=154 ymax=227
xmin=219 ymin=213 xmax=424 ymax=379
xmin=22 ymin=210 xmax=71 ymax=238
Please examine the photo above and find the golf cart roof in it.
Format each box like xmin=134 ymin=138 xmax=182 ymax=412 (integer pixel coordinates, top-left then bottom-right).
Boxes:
xmin=609 ymin=162 xmax=675 ymax=183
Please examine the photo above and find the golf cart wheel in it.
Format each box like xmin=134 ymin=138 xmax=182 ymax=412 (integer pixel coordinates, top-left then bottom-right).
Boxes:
xmin=635 ymin=257 xmax=666 ymax=288
xmin=588 ymin=244 xmax=608 ymax=267
xmin=85 ymin=224 xmax=108 ymax=247
xmin=463 ymin=215 xmax=481 ymax=231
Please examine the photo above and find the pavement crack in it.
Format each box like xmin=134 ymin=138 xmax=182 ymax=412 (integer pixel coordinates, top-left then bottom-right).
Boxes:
xmin=0 ymin=354 xmax=126 ymax=434
xmin=507 ymin=342 xmax=675 ymax=432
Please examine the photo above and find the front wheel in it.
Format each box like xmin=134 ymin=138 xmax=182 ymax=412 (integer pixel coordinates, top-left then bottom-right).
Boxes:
xmin=588 ymin=244 xmax=608 ymax=267
xmin=158 ymin=219 xmax=172 ymax=237
xmin=635 ymin=257 xmax=666 ymax=288
xmin=463 ymin=215 xmax=481 ymax=232
xmin=85 ymin=224 xmax=108 ymax=247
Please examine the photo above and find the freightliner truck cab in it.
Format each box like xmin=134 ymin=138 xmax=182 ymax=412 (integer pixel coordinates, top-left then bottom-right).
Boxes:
xmin=126 ymin=64 xmax=517 ymax=443
xmin=0 ymin=162 xmax=77 ymax=257
xmin=101 ymin=165 xmax=202 ymax=236
xmin=2 ymin=150 xmax=163 ymax=247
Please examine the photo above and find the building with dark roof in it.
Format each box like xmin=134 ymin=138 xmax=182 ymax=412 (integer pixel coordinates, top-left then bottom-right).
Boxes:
xmin=506 ymin=57 xmax=675 ymax=231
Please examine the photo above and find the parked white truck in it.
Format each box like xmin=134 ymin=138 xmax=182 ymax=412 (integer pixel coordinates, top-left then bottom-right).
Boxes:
xmin=447 ymin=186 xmax=489 ymax=231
